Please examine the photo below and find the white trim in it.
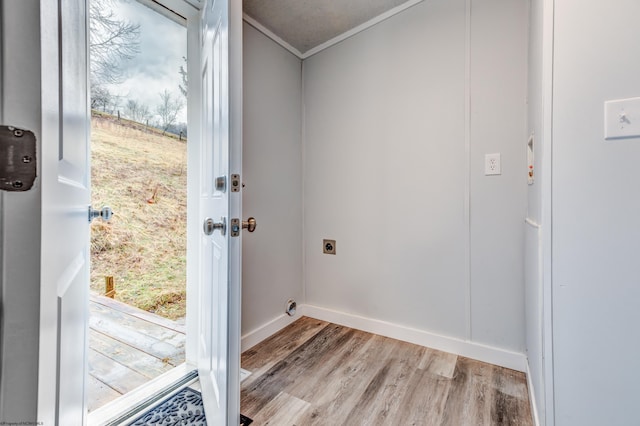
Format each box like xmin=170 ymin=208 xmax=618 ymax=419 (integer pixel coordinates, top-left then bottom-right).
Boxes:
xmin=527 ymin=360 xmax=542 ymax=426
xmin=136 ymin=0 xmax=200 ymax=25
xmin=242 ymin=0 xmax=426 ymax=60
xmin=240 ymin=305 xmax=529 ymax=374
xmin=300 ymin=61 xmax=308 ymax=307
xmin=303 ymin=305 xmax=527 ymax=372
xmin=242 ymin=13 xmax=303 ymax=59
xmin=87 ymin=363 xmax=195 ymax=426
xmin=541 ymin=0 xmax=555 ymax=423
xmin=464 ymin=0 xmax=472 ymax=341
xmin=302 ymin=0 xmax=425 ymax=59
xmin=241 ymin=308 xmax=307 ymax=352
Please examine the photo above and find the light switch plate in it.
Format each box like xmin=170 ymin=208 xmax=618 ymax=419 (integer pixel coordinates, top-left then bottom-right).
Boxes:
xmin=485 ymin=153 xmax=501 ymax=176
xmin=605 ymin=97 xmax=640 ymax=139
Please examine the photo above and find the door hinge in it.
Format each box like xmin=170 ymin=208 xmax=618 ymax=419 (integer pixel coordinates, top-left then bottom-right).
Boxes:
xmin=0 ymin=125 xmax=36 ymax=192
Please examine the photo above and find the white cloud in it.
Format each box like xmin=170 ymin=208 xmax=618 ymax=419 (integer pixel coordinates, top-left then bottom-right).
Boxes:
xmin=102 ymin=0 xmax=187 ymax=123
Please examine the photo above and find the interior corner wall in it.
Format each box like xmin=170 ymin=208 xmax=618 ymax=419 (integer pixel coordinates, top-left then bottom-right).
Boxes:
xmin=302 ymin=0 xmax=528 ymax=351
xmin=552 ymin=0 xmax=640 ymax=423
xmin=241 ymin=22 xmax=303 ymax=335
xmin=469 ymin=0 xmax=528 ymax=351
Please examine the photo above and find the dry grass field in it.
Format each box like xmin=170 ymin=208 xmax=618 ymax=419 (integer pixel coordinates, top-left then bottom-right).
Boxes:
xmin=90 ymin=114 xmax=187 ymax=320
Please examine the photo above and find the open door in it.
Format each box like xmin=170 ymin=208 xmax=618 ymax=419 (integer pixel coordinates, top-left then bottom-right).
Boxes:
xmin=38 ymin=0 xmax=91 ymax=424
xmin=33 ymin=0 xmax=241 ymax=422
xmin=197 ymin=0 xmax=242 ymax=424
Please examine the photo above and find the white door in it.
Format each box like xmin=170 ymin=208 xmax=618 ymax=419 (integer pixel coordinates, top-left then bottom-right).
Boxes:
xmin=38 ymin=0 xmax=91 ymax=424
xmin=32 ymin=0 xmax=241 ymax=422
xmin=197 ymin=0 xmax=242 ymax=424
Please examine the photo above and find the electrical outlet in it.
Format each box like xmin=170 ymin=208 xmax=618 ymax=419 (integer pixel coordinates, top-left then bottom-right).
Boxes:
xmin=485 ymin=153 xmax=501 ymax=176
xmin=323 ymin=239 xmax=336 ymax=255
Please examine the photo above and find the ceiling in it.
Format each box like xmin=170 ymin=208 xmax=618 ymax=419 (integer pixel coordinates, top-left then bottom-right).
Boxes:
xmin=242 ymin=0 xmax=421 ymax=57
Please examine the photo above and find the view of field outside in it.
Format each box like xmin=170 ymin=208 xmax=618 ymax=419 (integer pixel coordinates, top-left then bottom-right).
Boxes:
xmin=91 ymin=114 xmax=187 ymax=319
xmin=90 ymin=0 xmax=188 ymax=320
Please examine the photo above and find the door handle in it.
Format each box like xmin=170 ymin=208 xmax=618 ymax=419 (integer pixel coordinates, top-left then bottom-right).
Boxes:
xmin=242 ymin=217 xmax=256 ymax=232
xmin=89 ymin=206 xmax=113 ymax=222
xmin=203 ymin=217 xmax=226 ymax=236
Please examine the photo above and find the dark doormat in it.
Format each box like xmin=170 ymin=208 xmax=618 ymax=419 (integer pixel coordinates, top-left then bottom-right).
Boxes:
xmin=128 ymin=387 xmax=253 ymax=425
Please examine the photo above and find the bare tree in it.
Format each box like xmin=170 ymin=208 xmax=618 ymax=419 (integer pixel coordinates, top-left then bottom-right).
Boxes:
xmin=125 ymin=99 xmax=152 ymax=123
xmin=178 ymin=56 xmax=188 ymax=99
xmin=89 ymin=0 xmax=140 ymax=107
xmin=156 ymin=90 xmax=184 ymax=135
xmin=91 ymin=85 xmax=112 ymax=111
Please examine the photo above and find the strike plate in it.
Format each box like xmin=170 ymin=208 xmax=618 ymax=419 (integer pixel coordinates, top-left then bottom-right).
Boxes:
xmin=0 ymin=125 xmax=36 ymax=191
xmin=231 ymin=174 xmax=240 ymax=192
xmin=230 ymin=218 xmax=240 ymax=237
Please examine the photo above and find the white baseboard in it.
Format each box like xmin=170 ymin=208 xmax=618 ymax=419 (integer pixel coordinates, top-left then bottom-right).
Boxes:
xmin=526 ymin=361 xmax=542 ymax=426
xmin=303 ymin=304 xmax=527 ymax=372
xmin=241 ymin=304 xmax=527 ymax=372
xmin=241 ymin=308 xmax=306 ymax=352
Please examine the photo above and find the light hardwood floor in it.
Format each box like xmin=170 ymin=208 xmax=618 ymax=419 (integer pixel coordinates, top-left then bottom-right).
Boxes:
xmin=241 ymin=317 xmax=533 ymax=425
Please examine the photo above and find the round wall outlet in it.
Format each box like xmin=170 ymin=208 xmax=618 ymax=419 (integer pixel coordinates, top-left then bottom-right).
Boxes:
xmin=285 ymin=299 xmax=297 ymax=316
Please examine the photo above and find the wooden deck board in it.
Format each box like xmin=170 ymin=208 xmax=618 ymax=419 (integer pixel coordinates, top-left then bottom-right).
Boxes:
xmin=89 ymin=330 xmax=175 ymax=378
xmin=91 ymin=294 xmax=186 ymax=334
xmin=89 ymin=301 xmax=185 ymax=363
xmin=88 ymin=348 xmax=150 ymax=394
xmin=87 ymin=295 xmax=186 ymax=413
xmin=87 ymin=375 xmax=121 ymax=413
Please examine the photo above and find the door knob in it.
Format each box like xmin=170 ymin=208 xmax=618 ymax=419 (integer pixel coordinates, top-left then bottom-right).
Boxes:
xmin=89 ymin=206 xmax=113 ymax=222
xmin=242 ymin=217 xmax=257 ymax=232
xmin=203 ymin=217 xmax=226 ymax=236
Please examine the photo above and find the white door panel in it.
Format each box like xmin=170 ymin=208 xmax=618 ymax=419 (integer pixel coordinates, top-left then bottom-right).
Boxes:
xmin=30 ymin=0 xmax=241 ymax=422
xmin=39 ymin=0 xmax=90 ymax=423
xmin=198 ymin=0 xmax=242 ymax=424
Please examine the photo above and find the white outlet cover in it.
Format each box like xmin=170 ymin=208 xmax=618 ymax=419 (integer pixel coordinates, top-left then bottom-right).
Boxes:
xmin=485 ymin=153 xmax=501 ymax=176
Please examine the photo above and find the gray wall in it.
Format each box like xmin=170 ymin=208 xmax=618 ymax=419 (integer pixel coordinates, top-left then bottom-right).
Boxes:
xmin=0 ymin=0 xmax=41 ymax=422
xmin=241 ymin=23 xmax=303 ymax=334
xmin=469 ymin=0 xmax=528 ymax=350
xmin=552 ymin=0 xmax=640 ymax=423
xmin=302 ymin=0 xmax=528 ymax=351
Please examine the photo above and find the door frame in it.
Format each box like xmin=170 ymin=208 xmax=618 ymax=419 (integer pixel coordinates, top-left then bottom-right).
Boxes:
xmin=0 ymin=0 xmax=46 ymax=422
xmin=31 ymin=0 xmax=241 ymax=423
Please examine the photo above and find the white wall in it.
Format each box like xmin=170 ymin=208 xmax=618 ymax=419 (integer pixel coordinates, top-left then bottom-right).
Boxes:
xmin=0 ymin=1 xmax=41 ymax=422
xmin=469 ymin=0 xmax=528 ymax=350
xmin=552 ymin=0 xmax=640 ymax=424
xmin=242 ymin=23 xmax=303 ymax=335
xmin=303 ymin=0 xmax=528 ymax=352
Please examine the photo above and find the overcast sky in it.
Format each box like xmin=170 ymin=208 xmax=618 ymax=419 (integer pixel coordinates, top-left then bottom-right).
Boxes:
xmin=103 ymin=0 xmax=187 ymax=123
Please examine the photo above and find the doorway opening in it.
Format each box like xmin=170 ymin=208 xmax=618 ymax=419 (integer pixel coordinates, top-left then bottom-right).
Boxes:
xmin=88 ymin=0 xmax=189 ymax=413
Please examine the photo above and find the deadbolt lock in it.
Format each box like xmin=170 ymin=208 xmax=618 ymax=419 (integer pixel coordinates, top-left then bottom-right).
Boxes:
xmin=215 ymin=176 xmax=226 ymax=192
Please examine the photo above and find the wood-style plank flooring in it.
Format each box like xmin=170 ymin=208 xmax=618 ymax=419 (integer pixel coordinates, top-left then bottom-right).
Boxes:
xmin=88 ymin=294 xmax=186 ymax=412
xmin=241 ymin=317 xmax=533 ymax=425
